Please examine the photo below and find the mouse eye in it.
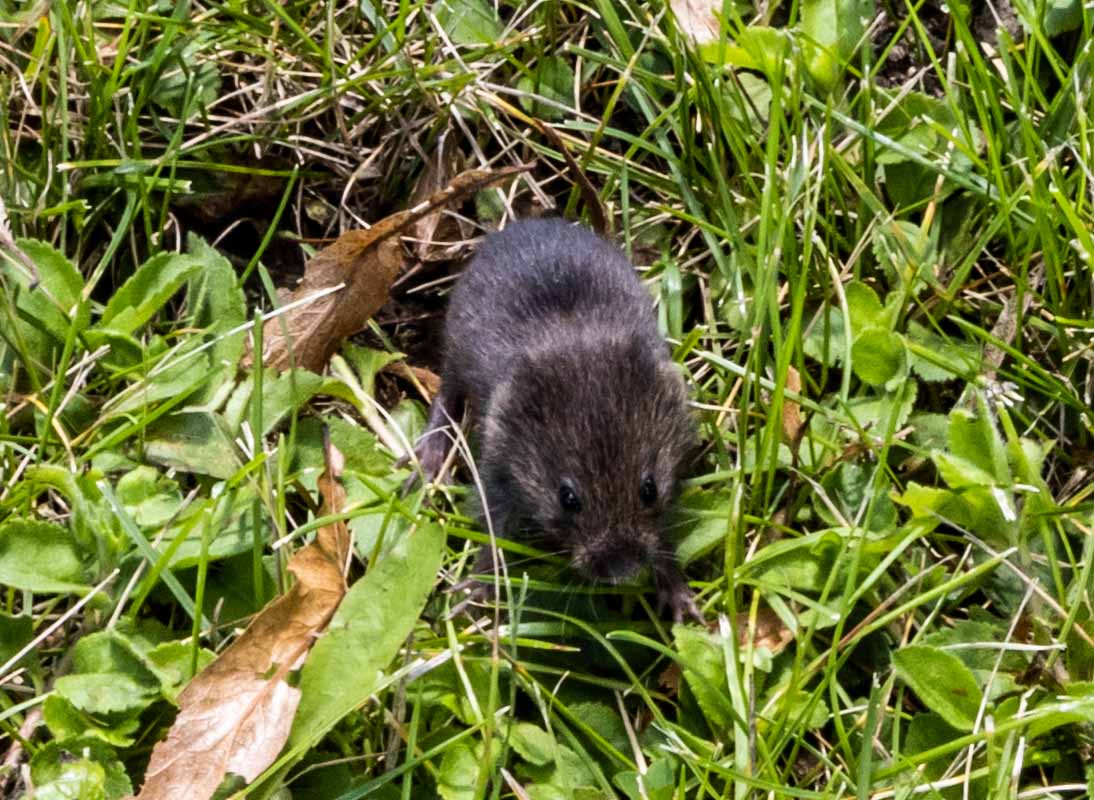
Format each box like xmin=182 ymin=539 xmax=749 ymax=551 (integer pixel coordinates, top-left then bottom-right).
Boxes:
xmin=558 ymin=482 xmax=582 ymax=514
xmin=639 ymin=474 xmax=658 ymax=506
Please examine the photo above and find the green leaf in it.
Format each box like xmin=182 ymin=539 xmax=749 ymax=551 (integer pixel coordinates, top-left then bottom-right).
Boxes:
xmin=43 ymin=694 xmax=142 ymax=747
xmin=185 ymin=233 xmax=246 ymax=403
xmin=291 ymin=417 xmax=391 ymax=476
xmin=905 ymin=322 xmax=981 ymax=382
xmin=851 ymin=330 xmax=906 ymax=386
xmin=903 ymin=712 xmax=961 ymax=780
xmin=97 ymin=252 xmax=201 ymax=336
xmin=0 ymin=611 xmax=33 ymax=668
xmin=101 ymin=347 xmax=213 ymax=419
xmin=1024 ymin=682 xmax=1094 ymax=740
xmin=567 ymin=701 xmax=628 ymax=755
xmin=289 ymin=520 xmax=445 ymax=748
xmin=0 ymin=519 xmax=89 ymax=594
xmin=1044 ymin=0 xmax=1082 ymax=36
xmin=673 ymin=626 xmax=734 ymax=733
xmin=613 ymin=757 xmax=675 ymax=800
xmin=222 ymin=367 xmax=325 ymax=436
xmin=30 ymin=740 xmax=132 ymax=800
xmin=116 ymin=466 xmax=183 ymax=529
xmin=510 ymin=722 xmax=557 ymax=766
xmin=517 ymin=56 xmax=575 ymax=120
xmin=1 ymin=240 xmax=86 ymax=368
xmin=893 ymin=645 xmax=983 ymax=731
xmin=711 ymin=26 xmax=791 ymax=78
xmin=800 ymin=0 xmax=873 ymax=90
xmin=816 ymin=460 xmax=897 ymax=532
xmin=803 ymin=305 xmax=848 ymax=367
xmin=144 ymin=411 xmax=242 ymax=479
xmin=675 ymin=488 xmax=734 ymax=565
xmin=932 ymin=452 xmax=1002 ymax=490
xmin=437 ymin=739 xmax=485 ymax=800
xmin=844 ymin=280 xmax=885 ymax=333
xmin=872 ymin=219 xmax=934 ymax=292
xmin=433 ymin=0 xmax=501 ymax=45
xmin=54 ymin=673 xmax=158 ymax=716
xmin=949 ymin=407 xmax=1010 ymax=485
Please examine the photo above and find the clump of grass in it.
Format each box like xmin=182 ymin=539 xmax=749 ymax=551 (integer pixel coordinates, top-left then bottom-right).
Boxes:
xmin=1 ymin=0 xmax=1092 ymax=798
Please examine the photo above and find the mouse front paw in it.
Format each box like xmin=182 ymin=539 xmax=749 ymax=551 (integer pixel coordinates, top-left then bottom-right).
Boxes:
xmin=654 ymin=566 xmax=705 ymax=625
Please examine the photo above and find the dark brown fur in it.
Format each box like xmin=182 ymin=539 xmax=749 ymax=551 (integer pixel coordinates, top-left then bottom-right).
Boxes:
xmin=414 ymin=219 xmax=701 ymax=622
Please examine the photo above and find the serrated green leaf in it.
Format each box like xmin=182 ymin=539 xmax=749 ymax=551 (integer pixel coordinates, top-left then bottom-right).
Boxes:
xmin=0 ymin=519 xmax=89 ymax=594
xmin=97 ymin=252 xmax=201 ymax=335
xmin=893 ymin=645 xmax=983 ymax=731
xmin=933 ymin=452 xmax=1001 ymax=490
xmin=1 ymin=240 xmax=87 ymax=369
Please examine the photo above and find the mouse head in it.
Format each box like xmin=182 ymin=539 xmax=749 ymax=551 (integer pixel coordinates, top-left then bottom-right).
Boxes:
xmin=480 ymin=329 xmax=696 ymax=583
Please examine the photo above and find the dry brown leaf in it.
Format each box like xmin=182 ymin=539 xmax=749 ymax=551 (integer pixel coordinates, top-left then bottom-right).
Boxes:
xmin=658 ymin=662 xmax=683 ymax=696
xmin=134 ymin=441 xmax=351 ymax=800
xmin=670 ymin=0 xmax=723 ymax=43
xmin=245 ymin=164 xmax=531 ymax=373
xmin=736 ymin=607 xmax=793 ymax=655
xmin=408 ymin=138 xmax=469 ymax=261
xmin=385 ymin=362 xmax=442 ymax=403
xmin=782 ymin=365 xmax=804 ymax=448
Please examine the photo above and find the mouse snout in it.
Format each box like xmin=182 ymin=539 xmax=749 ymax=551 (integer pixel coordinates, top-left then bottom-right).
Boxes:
xmin=574 ymin=534 xmax=650 ymax=583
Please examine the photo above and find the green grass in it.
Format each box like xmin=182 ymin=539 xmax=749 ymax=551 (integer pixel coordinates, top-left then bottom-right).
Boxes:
xmin=2 ymin=0 xmax=1094 ymax=798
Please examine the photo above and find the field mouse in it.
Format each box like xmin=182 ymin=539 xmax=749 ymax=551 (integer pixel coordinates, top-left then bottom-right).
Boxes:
xmin=413 ymin=218 xmax=701 ymax=623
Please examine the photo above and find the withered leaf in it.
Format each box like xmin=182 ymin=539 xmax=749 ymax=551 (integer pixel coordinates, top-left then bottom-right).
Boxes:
xmin=408 ymin=138 xmax=471 ymax=262
xmin=736 ymin=607 xmax=793 ymax=655
xmin=246 ymin=163 xmax=531 ymax=373
xmin=385 ymin=361 xmax=442 ymax=403
xmin=782 ymin=365 xmax=804 ymax=449
xmin=134 ymin=442 xmax=351 ymax=800
xmin=670 ymin=0 xmax=724 ymax=43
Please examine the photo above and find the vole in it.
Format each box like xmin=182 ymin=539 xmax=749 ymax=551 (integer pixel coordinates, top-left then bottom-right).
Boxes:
xmin=413 ymin=218 xmax=702 ymax=623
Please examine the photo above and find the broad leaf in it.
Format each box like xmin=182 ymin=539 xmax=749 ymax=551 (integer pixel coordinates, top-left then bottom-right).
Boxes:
xmin=98 ymin=252 xmax=202 ymax=336
xmin=0 ymin=519 xmax=89 ymax=594
xmin=893 ymin=645 xmax=983 ymax=731
xmin=288 ymin=520 xmax=444 ymax=747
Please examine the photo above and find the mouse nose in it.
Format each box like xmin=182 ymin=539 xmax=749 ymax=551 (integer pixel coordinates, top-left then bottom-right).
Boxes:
xmin=580 ymin=536 xmax=647 ymax=582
